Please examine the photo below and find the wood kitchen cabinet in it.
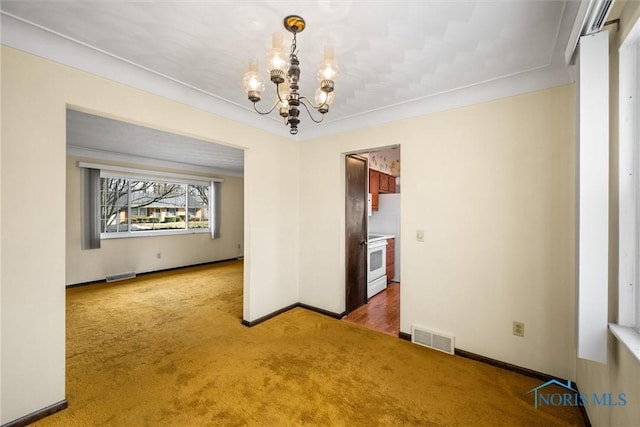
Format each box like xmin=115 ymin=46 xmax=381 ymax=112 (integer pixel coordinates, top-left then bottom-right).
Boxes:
xmin=379 ymin=172 xmax=389 ymax=192
xmin=369 ymin=169 xmax=397 ymax=212
xmin=386 ymin=237 xmax=395 ymax=283
xmin=369 ymin=169 xmax=379 ymax=211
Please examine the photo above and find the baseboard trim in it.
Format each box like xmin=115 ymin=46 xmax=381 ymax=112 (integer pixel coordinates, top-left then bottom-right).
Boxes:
xmin=399 ymin=336 xmax=591 ymax=426
xmin=241 ymin=303 xmax=299 ymax=327
xmin=298 ymin=303 xmax=345 ymax=319
xmin=399 ymin=336 xmax=553 ymax=381
xmin=66 ymin=258 xmax=240 ymax=288
xmin=2 ymin=399 xmax=68 ymax=427
xmin=574 ymin=383 xmax=593 ymax=427
xmin=242 ymin=303 xmax=345 ymax=327
xmin=454 ymin=348 xmax=557 ymax=382
xmin=455 ymin=349 xmax=591 ymax=426
xmin=398 ymin=331 xmax=411 ymax=341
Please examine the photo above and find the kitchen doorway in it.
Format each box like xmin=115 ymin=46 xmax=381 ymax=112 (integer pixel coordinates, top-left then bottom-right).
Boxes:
xmin=343 ymin=146 xmax=401 ymax=336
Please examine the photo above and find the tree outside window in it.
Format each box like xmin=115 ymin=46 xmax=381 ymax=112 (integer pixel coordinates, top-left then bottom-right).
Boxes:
xmin=100 ymin=177 xmax=209 ymax=235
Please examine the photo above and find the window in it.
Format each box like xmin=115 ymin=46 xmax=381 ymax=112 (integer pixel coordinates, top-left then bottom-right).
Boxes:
xmin=79 ymin=161 xmax=221 ymax=244
xmin=100 ymin=177 xmax=129 ymax=233
xmin=100 ymin=176 xmax=210 ymax=236
xmin=618 ymin=20 xmax=640 ymax=331
xmin=611 ymin=15 xmax=640 ymax=361
xmin=188 ymin=184 xmax=210 ymax=229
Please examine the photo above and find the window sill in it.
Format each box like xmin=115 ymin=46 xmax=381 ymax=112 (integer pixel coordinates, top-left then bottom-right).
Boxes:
xmin=101 ymin=228 xmax=210 ymax=239
xmin=608 ymin=323 xmax=640 ymax=363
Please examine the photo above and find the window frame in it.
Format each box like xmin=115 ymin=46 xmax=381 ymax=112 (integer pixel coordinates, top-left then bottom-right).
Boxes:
xmin=77 ymin=161 xmax=221 ymax=240
xmin=618 ymin=17 xmax=640 ymax=331
xmin=99 ymin=172 xmax=212 ymax=239
xmin=611 ymin=15 xmax=640 ymax=362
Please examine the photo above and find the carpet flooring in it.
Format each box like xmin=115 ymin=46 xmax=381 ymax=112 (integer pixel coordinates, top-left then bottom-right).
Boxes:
xmin=34 ymin=260 xmax=585 ymax=426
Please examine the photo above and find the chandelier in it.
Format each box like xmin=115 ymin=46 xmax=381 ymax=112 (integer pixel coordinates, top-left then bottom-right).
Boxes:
xmin=242 ymin=15 xmax=339 ymax=135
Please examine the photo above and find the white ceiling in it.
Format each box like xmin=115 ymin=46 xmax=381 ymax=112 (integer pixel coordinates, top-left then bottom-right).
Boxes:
xmin=1 ymin=0 xmax=581 ymax=173
xmin=67 ymin=110 xmax=245 ymax=176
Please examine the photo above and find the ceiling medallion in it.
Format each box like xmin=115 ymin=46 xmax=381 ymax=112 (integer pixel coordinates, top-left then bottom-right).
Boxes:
xmin=242 ymin=15 xmax=339 ymax=135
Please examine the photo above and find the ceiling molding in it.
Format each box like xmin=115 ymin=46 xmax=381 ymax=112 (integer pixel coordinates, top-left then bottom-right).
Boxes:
xmin=1 ymin=12 xmax=296 ymax=141
xmin=301 ymin=64 xmax=574 ymax=140
xmin=2 ymin=9 xmax=575 ymax=142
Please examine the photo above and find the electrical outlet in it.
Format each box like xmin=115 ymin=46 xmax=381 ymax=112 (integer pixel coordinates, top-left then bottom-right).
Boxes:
xmin=513 ymin=321 xmax=524 ymax=337
xmin=157 ymin=252 xmax=161 ymax=259
xmin=416 ymin=229 xmax=424 ymax=242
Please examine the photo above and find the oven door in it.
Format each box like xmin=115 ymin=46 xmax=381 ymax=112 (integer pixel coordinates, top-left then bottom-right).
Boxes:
xmin=368 ymin=240 xmax=387 ymax=283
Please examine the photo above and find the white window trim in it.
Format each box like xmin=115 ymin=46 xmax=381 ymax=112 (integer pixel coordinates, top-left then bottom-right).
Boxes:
xmin=614 ymin=15 xmax=640 ymax=362
xmin=100 ymin=177 xmax=211 ymax=239
xmin=84 ymin=161 xmax=219 ymax=239
xmin=78 ymin=161 xmax=223 ymax=185
xmin=577 ymin=30 xmax=609 ymax=364
xmin=101 ymin=228 xmax=210 ymax=239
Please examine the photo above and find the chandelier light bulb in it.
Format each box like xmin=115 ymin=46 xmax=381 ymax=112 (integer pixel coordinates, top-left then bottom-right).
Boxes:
xmin=315 ymin=87 xmax=335 ymax=113
xmin=267 ymin=33 xmax=288 ymax=84
xmin=316 ymin=47 xmax=339 ymax=87
xmin=242 ymin=59 xmax=265 ymax=102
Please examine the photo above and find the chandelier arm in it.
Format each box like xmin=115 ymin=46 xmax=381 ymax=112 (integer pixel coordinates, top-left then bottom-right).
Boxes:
xmin=276 ymin=83 xmax=288 ymax=104
xmin=299 ymin=99 xmax=325 ymax=124
xmin=299 ymin=95 xmax=328 ymax=111
xmin=252 ymin=101 xmax=279 ymax=116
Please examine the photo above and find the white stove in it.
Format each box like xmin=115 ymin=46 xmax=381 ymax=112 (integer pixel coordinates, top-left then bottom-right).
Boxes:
xmin=368 ymin=233 xmax=387 ymax=241
xmin=367 ymin=235 xmax=387 ymax=298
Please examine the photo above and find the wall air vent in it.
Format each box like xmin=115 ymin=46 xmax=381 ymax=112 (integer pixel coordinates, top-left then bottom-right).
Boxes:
xmin=411 ymin=325 xmax=455 ymax=355
xmin=106 ymin=272 xmax=136 ymax=282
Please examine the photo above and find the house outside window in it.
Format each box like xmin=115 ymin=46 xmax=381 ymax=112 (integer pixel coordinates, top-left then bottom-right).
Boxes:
xmin=100 ymin=176 xmax=210 ymax=236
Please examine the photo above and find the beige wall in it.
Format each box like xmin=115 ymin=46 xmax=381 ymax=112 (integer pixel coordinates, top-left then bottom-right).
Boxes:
xmin=576 ymin=1 xmax=640 ymax=426
xmin=1 ymin=47 xmax=300 ymax=424
xmin=5 ymin=6 xmax=640 ymax=423
xmin=1 ymin=48 xmax=67 ymax=423
xmin=300 ymin=84 xmax=577 ymax=380
xmin=65 ymin=155 xmax=245 ymax=285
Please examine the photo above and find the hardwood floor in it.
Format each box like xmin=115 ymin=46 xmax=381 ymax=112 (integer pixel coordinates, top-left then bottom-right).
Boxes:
xmin=343 ymin=282 xmax=399 ymax=336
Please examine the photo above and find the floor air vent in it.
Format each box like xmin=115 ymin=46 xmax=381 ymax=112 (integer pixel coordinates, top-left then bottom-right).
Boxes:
xmin=411 ymin=325 xmax=455 ymax=355
xmin=106 ymin=272 xmax=136 ymax=282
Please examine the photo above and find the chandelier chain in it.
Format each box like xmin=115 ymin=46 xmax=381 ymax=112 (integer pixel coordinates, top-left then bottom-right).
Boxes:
xmin=291 ymin=31 xmax=298 ymax=56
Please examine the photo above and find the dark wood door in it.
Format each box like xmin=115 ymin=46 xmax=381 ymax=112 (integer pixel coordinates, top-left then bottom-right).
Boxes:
xmin=345 ymin=155 xmax=368 ymax=313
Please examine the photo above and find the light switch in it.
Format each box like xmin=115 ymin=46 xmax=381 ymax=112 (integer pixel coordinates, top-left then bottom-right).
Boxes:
xmin=416 ymin=229 xmax=424 ymax=242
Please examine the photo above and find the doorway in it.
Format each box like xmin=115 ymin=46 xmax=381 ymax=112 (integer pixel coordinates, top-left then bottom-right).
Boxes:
xmin=344 ymin=147 xmax=401 ymax=336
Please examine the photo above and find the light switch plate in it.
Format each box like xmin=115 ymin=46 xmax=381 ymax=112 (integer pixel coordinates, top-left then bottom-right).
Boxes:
xmin=416 ymin=230 xmax=424 ymax=242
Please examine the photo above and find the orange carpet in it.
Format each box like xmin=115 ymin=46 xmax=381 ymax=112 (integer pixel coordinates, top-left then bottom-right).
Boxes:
xmin=33 ymin=260 xmax=584 ymax=426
